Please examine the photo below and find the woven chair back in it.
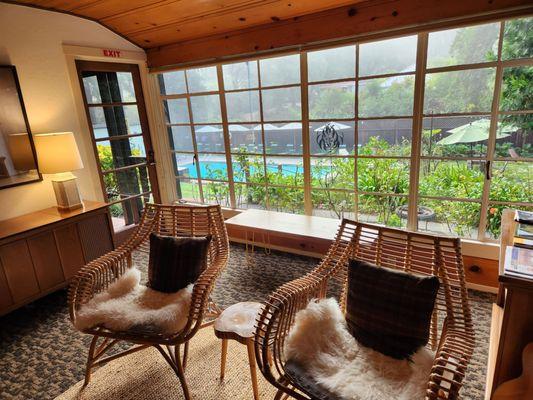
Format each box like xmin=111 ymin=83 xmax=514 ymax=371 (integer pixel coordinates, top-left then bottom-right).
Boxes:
xmin=121 ymin=203 xmax=228 ymax=267
xmin=331 ymin=220 xmax=472 ymax=350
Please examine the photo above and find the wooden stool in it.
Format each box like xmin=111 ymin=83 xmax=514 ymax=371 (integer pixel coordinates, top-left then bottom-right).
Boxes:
xmin=214 ymin=301 xmax=263 ymax=400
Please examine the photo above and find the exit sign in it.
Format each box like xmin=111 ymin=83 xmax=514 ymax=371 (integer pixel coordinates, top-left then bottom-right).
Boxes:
xmin=102 ymin=49 xmax=121 ymax=58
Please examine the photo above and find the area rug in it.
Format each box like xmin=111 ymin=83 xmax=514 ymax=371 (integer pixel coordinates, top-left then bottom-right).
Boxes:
xmin=56 ymin=327 xmax=277 ymax=400
xmin=0 ymin=244 xmax=494 ymax=400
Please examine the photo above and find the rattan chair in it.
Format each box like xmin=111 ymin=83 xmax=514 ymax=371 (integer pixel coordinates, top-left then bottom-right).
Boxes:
xmin=68 ymin=203 xmax=229 ymax=400
xmin=255 ymin=219 xmax=474 ymax=400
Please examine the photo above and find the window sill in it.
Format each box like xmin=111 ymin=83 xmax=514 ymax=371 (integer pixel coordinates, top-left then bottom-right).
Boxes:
xmin=221 ymin=207 xmax=501 ymax=260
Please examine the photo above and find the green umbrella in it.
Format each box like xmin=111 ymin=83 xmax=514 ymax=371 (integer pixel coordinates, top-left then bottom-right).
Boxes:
xmin=437 ymin=119 xmax=517 ymax=145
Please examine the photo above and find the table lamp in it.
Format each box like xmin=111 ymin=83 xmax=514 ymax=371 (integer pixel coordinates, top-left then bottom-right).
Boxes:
xmin=34 ymin=132 xmax=84 ymax=210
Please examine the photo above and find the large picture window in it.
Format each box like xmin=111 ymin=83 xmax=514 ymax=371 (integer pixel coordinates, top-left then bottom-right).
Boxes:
xmin=157 ymin=16 xmax=532 ymax=241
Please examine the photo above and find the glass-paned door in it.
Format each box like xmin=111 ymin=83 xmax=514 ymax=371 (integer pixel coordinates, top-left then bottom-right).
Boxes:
xmin=76 ymin=61 xmax=160 ymax=233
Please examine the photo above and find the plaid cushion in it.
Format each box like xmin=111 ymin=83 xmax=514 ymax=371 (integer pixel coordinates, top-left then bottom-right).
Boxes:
xmin=346 ymin=259 xmax=440 ymax=359
xmin=148 ymin=233 xmax=211 ymax=293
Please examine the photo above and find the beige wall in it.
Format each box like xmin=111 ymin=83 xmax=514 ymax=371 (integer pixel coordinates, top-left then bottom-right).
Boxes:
xmin=0 ymin=3 xmax=141 ymax=220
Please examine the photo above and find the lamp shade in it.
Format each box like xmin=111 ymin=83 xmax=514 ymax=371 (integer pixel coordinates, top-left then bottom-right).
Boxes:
xmin=8 ymin=133 xmax=37 ymax=171
xmin=34 ymin=132 xmax=84 ymax=174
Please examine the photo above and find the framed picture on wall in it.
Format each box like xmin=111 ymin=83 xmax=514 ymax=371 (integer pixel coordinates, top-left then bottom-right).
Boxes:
xmin=0 ymin=65 xmax=41 ymax=189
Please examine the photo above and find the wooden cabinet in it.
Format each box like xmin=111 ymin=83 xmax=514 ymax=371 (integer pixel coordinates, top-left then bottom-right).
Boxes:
xmin=0 ymin=201 xmax=114 ymax=316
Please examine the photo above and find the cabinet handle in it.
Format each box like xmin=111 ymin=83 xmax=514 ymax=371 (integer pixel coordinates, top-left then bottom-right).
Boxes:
xmin=469 ymin=265 xmax=481 ymax=273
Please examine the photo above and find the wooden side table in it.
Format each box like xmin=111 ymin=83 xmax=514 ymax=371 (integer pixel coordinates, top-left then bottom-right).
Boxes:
xmin=214 ymin=301 xmax=263 ymax=400
xmin=485 ymin=209 xmax=533 ymax=399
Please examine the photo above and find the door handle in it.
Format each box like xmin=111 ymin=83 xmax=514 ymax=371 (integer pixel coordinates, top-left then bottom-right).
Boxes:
xmin=485 ymin=160 xmax=491 ymax=180
xmin=147 ymin=150 xmax=155 ymax=164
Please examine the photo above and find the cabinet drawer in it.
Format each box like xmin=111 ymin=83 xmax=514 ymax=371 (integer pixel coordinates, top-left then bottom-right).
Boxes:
xmin=27 ymin=232 xmax=65 ymax=290
xmin=54 ymin=225 xmax=85 ymax=280
xmin=464 ymin=255 xmax=498 ymax=288
xmin=0 ymin=259 xmax=13 ymax=310
xmin=0 ymin=241 xmax=40 ymax=302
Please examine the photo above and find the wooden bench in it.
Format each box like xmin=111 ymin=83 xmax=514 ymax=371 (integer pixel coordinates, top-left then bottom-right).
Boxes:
xmin=224 ymin=208 xmax=499 ymax=291
xmin=225 ymin=209 xmax=340 ymax=258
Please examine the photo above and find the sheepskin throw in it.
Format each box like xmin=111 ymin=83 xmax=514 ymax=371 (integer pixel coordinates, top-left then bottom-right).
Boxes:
xmin=148 ymin=233 xmax=211 ymax=293
xmin=346 ymin=260 xmax=440 ymax=359
xmin=284 ymin=298 xmax=434 ymax=400
xmin=75 ymin=268 xmax=192 ymax=335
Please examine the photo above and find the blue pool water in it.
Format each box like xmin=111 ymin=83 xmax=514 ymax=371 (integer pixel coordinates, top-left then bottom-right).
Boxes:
xmin=180 ymin=161 xmax=305 ymax=179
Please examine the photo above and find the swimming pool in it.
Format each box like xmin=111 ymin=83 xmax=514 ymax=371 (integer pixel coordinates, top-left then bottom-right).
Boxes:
xmin=178 ymin=161 xmax=306 ymax=179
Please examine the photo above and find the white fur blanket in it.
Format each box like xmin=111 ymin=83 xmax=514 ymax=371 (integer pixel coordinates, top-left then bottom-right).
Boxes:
xmin=75 ymin=268 xmax=193 ymax=335
xmin=284 ymin=298 xmax=434 ymax=400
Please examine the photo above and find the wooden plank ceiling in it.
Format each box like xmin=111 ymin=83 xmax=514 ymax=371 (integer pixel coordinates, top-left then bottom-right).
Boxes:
xmin=6 ymin=0 xmax=533 ymax=68
xmin=9 ymin=0 xmax=361 ymax=47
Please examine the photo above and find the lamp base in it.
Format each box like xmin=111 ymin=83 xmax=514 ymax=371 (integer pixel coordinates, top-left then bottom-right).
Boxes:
xmin=51 ymin=175 xmax=83 ymax=211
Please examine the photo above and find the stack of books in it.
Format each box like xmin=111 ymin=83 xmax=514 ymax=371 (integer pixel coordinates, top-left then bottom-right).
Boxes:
xmin=513 ymin=210 xmax=533 ymax=248
xmin=504 ymin=210 xmax=533 ymax=279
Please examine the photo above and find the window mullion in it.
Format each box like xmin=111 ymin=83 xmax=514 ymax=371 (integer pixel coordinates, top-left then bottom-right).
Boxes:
xmin=154 ymin=76 xmax=180 ymax=203
xmin=256 ymin=61 xmax=270 ymax=209
xmin=354 ymin=44 xmax=359 ymax=221
xmin=300 ymin=52 xmax=312 ymax=215
xmin=478 ymin=21 xmax=506 ymax=241
xmin=183 ymin=72 xmax=204 ymax=203
xmin=407 ymin=32 xmax=428 ymax=231
xmin=216 ymin=65 xmax=236 ymax=209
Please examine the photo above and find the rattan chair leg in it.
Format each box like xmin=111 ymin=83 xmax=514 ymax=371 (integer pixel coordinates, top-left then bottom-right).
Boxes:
xmin=175 ymin=344 xmax=191 ymax=400
xmin=154 ymin=344 xmax=191 ymax=400
xmin=220 ymin=339 xmax=228 ymax=380
xmin=83 ymin=335 xmax=99 ymax=387
xmin=182 ymin=341 xmax=190 ymax=372
xmin=274 ymin=389 xmax=286 ymax=400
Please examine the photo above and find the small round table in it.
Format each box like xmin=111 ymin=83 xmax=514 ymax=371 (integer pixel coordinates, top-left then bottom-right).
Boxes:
xmin=214 ymin=301 xmax=263 ymax=400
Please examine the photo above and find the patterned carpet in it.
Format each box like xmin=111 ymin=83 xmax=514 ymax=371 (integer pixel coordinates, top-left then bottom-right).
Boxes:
xmin=0 ymin=244 xmax=494 ymax=400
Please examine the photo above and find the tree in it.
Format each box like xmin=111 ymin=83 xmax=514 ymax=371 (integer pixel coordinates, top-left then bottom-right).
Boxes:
xmin=359 ymin=77 xmax=415 ymax=117
xmin=499 ymin=18 xmax=533 ymax=130
xmin=309 ymin=87 xmax=354 ymax=119
xmin=450 ymin=23 xmax=499 ymax=65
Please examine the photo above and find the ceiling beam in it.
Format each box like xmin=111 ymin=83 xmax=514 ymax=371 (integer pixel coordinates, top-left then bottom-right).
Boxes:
xmin=147 ymin=0 xmax=533 ymax=69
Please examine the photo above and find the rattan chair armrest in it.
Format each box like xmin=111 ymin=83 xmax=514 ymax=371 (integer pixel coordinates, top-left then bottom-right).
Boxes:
xmin=254 ymin=270 xmax=329 ymax=398
xmin=68 ymin=248 xmax=133 ymax=323
xmin=426 ymin=326 xmax=475 ymax=400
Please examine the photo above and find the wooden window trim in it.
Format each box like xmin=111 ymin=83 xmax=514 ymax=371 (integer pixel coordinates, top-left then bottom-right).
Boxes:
xmin=156 ymin=16 xmax=533 ymax=242
xmin=76 ymin=60 xmax=161 ymax=217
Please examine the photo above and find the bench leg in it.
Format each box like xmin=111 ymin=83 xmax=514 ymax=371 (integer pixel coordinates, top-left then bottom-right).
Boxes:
xmin=246 ymin=339 xmax=260 ymax=400
xmin=220 ymin=338 xmax=228 ymax=380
